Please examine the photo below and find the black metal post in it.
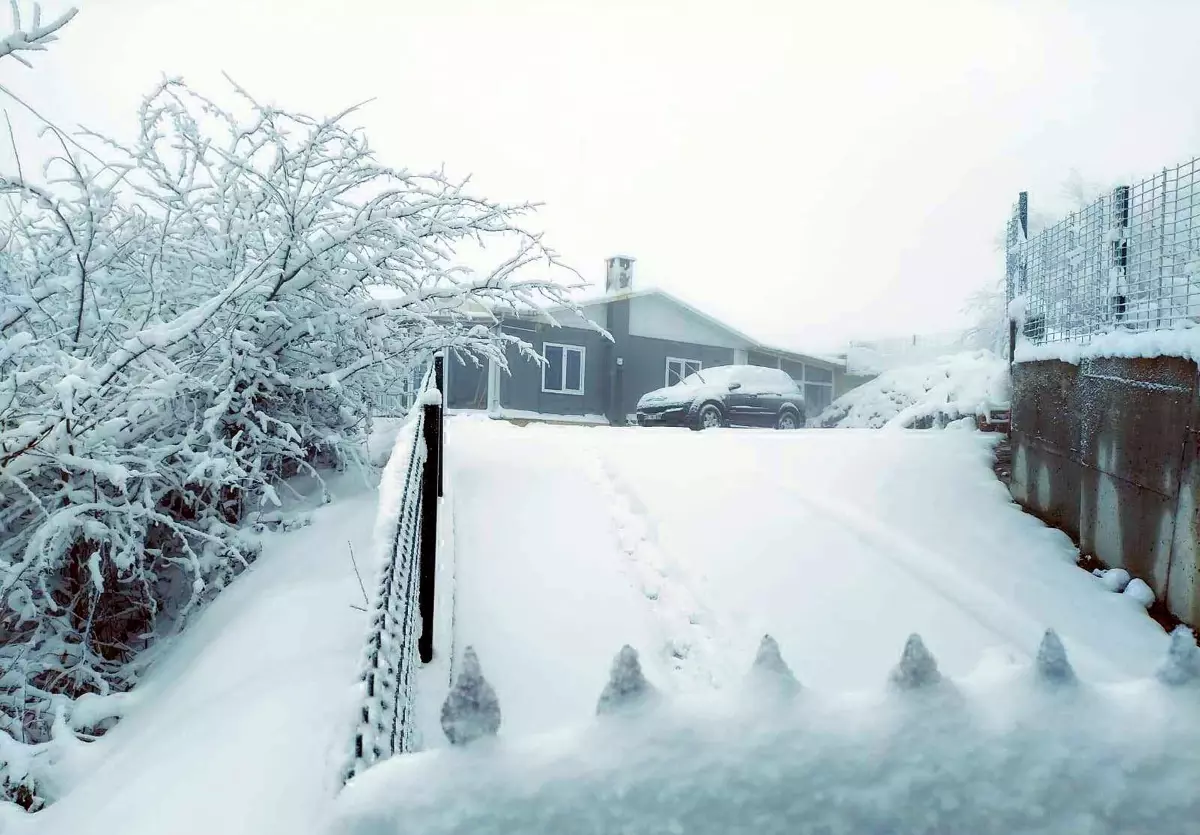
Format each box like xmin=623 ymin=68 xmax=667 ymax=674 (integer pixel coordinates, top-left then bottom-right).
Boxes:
xmin=418 ymin=380 xmax=442 ymax=664
xmin=1110 ymin=185 xmax=1130 ymax=322
xmin=434 ymin=353 xmax=444 ymax=498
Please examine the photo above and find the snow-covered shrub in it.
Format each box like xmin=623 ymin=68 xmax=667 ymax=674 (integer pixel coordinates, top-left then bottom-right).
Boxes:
xmin=817 ymin=351 xmax=1009 ymax=429
xmin=0 ymin=77 xmax=584 ymax=776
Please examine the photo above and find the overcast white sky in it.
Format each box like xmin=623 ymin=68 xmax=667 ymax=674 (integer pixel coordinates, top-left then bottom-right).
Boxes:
xmin=5 ymin=0 xmax=1200 ymax=352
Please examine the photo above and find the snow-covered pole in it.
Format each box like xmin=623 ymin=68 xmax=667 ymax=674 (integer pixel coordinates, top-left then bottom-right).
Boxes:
xmin=418 ymin=357 xmax=444 ymax=665
xmin=1006 ymin=191 xmax=1028 ymax=367
xmin=1109 ymin=184 xmax=1131 ymax=324
xmin=435 ymin=352 xmax=445 ymax=499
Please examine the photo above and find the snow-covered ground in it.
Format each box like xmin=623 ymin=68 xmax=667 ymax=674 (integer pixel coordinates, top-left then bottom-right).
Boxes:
xmin=6 ymin=416 xmax=1176 ymax=834
xmin=1 ymin=471 xmax=380 ymax=835
xmin=818 ymin=349 xmax=1009 ymax=428
xmin=447 ymin=419 xmax=1165 ymax=722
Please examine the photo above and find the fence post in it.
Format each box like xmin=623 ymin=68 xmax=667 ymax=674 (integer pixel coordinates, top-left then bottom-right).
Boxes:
xmin=435 ymin=353 xmax=445 ymax=498
xmin=1156 ymin=168 xmax=1169 ymax=329
xmin=1006 ymin=192 xmax=1028 ymax=365
xmin=418 ymin=361 xmax=443 ymax=665
xmin=1110 ymin=184 xmax=1130 ymax=323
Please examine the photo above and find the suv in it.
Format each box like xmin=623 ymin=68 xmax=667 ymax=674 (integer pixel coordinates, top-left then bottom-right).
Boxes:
xmin=636 ymin=365 xmax=807 ymax=431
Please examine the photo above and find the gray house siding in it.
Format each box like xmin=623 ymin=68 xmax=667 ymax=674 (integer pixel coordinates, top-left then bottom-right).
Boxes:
xmin=606 ymin=298 xmax=631 ymax=424
xmin=748 ymin=350 xmax=778 ymax=367
xmin=621 ymin=336 xmax=736 ymax=419
xmin=497 ymin=323 xmax=611 ymax=417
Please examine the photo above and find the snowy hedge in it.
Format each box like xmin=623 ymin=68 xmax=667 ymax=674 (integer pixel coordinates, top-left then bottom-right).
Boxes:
xmin=0 ymin=74 xmax=585 ymax=796
xmin=817 ymin=350 xmax=1010 ymax=429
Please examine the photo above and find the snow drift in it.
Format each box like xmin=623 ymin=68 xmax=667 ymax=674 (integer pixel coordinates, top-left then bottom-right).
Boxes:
xmin=818 ymin=350 xmax=1009 ymax=429
xmin=331 ymin=632 xmax=1200 ymax=835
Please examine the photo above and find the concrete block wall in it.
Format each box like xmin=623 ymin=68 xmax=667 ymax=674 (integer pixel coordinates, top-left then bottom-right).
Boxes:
xmin=1010 ymin=356 xmax=1200 ymax=625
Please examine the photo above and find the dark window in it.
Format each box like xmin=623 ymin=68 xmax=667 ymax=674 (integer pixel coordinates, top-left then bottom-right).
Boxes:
xmin=565 ymin=348 xmax=582 ymax=392
xmin=804 ymin=365 xmax=833 ymax=384
xmin=805 ymin=383 xmax=833 ymax=415
xmin=666 ymin=358 xmax=702 ymax=386
xmin=542 ymin=343 xmax=585 ymax=394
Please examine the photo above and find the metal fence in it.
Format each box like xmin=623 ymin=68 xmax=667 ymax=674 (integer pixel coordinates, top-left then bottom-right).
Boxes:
xmin=344 ymin=354 xmax=444 ymax=784
xmin=1006 ymin=155 xmax=1200 ymax=347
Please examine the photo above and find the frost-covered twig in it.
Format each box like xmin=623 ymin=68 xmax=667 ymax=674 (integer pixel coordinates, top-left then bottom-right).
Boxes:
xmin=0 ymin=2 xmax=77 ymax=67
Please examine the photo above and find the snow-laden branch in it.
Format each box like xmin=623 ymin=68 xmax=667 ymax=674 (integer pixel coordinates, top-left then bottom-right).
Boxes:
xmin=0 ymin=2 xmax=77 ymax=67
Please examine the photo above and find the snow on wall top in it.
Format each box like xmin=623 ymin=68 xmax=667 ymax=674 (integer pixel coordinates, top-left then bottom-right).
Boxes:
xmin=818 ymin=350 xmax=1009 ymax=429
xmin=1014 ymin=326 xmax=1200 ymax=365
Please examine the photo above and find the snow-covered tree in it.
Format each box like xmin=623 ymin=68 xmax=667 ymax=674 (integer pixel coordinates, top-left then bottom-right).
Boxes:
xmin=0 ymin=77 xmax=587 ymax=774
xmin=960 ymin=279 xmax=1008 ymax=355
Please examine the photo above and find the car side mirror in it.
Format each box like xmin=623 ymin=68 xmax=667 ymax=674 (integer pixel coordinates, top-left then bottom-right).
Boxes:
xmin=728 ymin=382 xmax=742 ymax=391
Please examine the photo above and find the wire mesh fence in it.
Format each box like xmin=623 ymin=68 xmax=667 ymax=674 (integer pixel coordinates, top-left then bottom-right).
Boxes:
xmin=345 ymin=355 xmax=443 ymax=784
xmin=1007 ymin=156 xmax=1200 ymax=346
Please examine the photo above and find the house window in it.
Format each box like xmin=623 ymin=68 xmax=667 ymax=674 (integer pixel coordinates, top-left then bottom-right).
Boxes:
xmin=665 ymin=357 xmax=702 ymax=386
xmin=542 ymin=342 xmax=585 ymax=395
xmin=802 ymin=364 xmax=834 ymax=415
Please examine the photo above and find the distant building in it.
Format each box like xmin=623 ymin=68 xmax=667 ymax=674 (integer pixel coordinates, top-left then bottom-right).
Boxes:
xmin=843 ymin=331 xmax=971 ymax=377
xmin=443 ymin=256 xmax=869 ymax=425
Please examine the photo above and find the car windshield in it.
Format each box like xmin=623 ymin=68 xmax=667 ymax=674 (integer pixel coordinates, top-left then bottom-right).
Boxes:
xmin=681 ymin=366 xmax=739 ymax=386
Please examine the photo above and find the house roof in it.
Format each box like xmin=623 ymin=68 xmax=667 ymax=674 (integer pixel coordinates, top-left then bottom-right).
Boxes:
xmin=449 ymin=286 xmax=843 ymax=371
xmin=571 ymin=288 xmax=841 ymax=370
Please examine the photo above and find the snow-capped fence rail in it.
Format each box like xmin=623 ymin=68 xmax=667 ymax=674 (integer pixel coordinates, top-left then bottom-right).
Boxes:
xmin=344 ymin=354 xmax=445 ymax=784
xmin=1007 ymin=155 xmax=1200 ymax=349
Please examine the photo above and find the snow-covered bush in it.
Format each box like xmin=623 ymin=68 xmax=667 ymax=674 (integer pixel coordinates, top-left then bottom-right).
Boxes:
xmin=818 ymin=351 xmax=1009 ymax=429
xmin=0 ymin=76 xmax=584 ymax=785
xmin=960 ymin=279 xmax=1008 ymax=356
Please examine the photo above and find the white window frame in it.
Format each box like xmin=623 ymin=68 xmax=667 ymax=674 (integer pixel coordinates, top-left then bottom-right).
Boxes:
xmin=665 ymin=357 xmax=703 ymax=387
xmin=541 ymin=342 xmax=586 ymax=395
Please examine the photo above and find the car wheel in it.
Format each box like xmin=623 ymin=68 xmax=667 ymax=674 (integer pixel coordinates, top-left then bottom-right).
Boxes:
xmin=775 ymin=410 xmax=800 ymax=430
xmin=690 ymin=402 xmax=724 ymax=431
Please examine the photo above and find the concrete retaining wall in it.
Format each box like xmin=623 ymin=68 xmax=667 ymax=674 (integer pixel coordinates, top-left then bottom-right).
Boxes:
xmin=1010 ymin=356 xmax=1200 ymax=625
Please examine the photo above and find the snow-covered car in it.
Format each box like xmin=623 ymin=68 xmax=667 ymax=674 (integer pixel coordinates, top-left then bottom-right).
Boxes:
xmin=635 ymin=365 xmax=806 ymax=430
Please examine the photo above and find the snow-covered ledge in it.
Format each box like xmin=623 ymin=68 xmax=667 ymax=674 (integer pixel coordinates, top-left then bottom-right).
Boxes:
xmin=1013 ymin=327 xmax=1200 ymax=365
xmin=447 ymin=408 xmax=610 ymax=426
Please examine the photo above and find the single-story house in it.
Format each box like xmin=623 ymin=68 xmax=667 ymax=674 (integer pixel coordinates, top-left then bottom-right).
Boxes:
xmin=444 ymin=256 xmax=872 ymax=425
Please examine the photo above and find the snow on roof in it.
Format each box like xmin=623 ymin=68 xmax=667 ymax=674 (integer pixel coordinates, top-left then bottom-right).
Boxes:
xmin=568 ymin=287 xmax=844 ymax=368
xmin=844 ymin=330 xmax=971 ymax=376
xmin=441 ymin=284 xmax=848 ymax=369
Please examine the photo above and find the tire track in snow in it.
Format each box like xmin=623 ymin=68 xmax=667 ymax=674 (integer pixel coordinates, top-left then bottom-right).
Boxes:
xmin=583 ymin=446 xmax=733 ymax=693
xmin=779 ymin=476 xmax=1126 ymax=681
